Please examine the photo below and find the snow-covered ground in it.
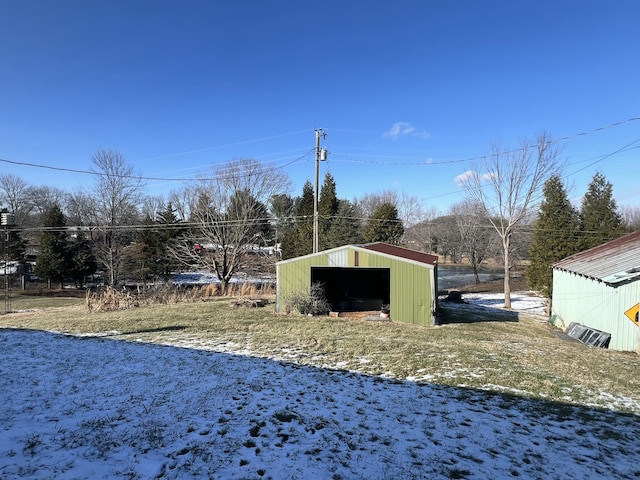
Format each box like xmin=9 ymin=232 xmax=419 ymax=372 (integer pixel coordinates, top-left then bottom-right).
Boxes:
xmin=456 ymin=291 xmax=548 ymax=316
xmin=2 ymin=289 xmax=640 ymax=480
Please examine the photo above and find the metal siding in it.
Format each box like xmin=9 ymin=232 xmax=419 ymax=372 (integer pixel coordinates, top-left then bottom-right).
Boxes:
xmin=552 ymin=269 xmax=639 ymax=351
xmin=327 ymin=249 xmax=348 ymax=267
xmin=398 ymin=261 xmax=431 ymax=326
xmin=276 ymin=251 xmax=331 ymax=313
xmin=360 ymin=251 xmax=432 ymax=326
xmin=553 ymin=231 xmax=640 ymax=282
xmin=276 ymin=245 xmax=435 ymax=326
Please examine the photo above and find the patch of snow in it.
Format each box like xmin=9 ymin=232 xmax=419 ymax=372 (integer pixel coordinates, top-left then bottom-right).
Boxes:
xmin=460 ymin=291 xmax=548 ymax=315
xmin=1 ymin=296 xmax=639 ymax=478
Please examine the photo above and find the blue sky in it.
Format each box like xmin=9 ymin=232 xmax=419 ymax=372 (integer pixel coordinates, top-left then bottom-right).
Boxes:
xmin=1 ymin=1 xmax=638 ymax=214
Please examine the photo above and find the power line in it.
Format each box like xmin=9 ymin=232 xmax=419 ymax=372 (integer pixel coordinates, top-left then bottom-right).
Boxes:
xmin=1 ymin=116 xmax=639 ymax=181
xmin=0 ymin=149 xmax=314 ymax=183
xmin=329 ymin=115 xmax=640 ymax=167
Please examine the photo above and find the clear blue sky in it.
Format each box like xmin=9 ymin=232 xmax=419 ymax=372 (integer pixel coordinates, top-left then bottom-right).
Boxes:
xmin=1 ymin=1 xmax=638 ymax=214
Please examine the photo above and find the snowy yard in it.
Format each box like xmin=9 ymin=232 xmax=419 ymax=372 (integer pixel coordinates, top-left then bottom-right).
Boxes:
xmin=2 ymin=302 xmax=640 ymax=480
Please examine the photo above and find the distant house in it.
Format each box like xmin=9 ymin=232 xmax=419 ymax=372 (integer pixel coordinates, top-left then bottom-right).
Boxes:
xmin=551 ymin=231 xmax=640 ymax=351
xmin=276 ymin=242 xmax=439 ymax=326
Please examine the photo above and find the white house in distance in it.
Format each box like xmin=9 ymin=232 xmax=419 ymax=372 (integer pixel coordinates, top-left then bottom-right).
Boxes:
xmin=551 ymin=230 xmax=640 ymax=352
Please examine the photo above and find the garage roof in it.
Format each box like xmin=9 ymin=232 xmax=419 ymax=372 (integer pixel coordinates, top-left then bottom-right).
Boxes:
xmin=361 ymin=242 xmax=438 ymax=266
xmin=553 ymin=230 xmax=640 ymax=284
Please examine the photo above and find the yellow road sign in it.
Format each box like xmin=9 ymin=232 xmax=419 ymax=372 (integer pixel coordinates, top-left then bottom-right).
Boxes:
xmin=624 ymin=303 xmax=639 ymax=325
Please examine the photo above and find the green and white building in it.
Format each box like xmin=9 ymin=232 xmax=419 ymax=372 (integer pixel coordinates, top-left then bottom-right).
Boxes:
xmin=276 ymin=242 xmax=439 ymax=326
xmin=551 ymin=231 xmax=640 ymax=351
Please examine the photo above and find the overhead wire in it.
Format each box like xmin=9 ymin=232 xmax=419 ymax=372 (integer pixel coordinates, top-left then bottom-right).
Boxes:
xmin=0 ymin=148 xmax=315 ymax=183
xmin=1 ymin=115 xmax=638 ymax=182
xmin=327 ymin=115 xmax=640 ymax=167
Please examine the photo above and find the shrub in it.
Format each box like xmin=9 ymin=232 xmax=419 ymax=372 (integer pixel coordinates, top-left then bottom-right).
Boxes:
xmin=286 ymin=282 xmax=331 ymax=316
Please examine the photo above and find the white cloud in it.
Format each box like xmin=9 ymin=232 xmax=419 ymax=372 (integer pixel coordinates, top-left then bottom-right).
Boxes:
xmin=454 ymin=170 xmax=494 ymax=187
xmin=454 ymin=170 xmax=476 ymax=187
xmin=383 ymin=122 xmax=430 ymax=140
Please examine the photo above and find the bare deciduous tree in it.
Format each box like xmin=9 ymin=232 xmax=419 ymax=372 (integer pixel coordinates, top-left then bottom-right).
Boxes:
xmin=458 ymin=132 xmax=562 ymax=307
xmin=402 ymin=206 xmax=440 ymax=253
xmin=449 ymin=200 xmax=499 ymax=283
xmin=0 ymin=173 xmax=32 ymax=225
xmin=140 ymin=195 xmax=166 ymax=222
xmin=29 ymin=186 xmax=67 ymax=217
xmin=621 ymin=205 xmax=640 ymax=231
xmin=170 ymin=158 xmax=289 ymax=292
xmin=88 ymin=150 xmax=145 ymax=286
xmin=354 ymin=189 xmax=424 ymax=242
xmin=64 ymin=190 xmax=96 ymax=226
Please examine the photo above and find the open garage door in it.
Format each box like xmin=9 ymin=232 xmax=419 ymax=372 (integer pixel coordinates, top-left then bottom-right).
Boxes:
xmin=311 ymin=267 xmax=390 ymax=312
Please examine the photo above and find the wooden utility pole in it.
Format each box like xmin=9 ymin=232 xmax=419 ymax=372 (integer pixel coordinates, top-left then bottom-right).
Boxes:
xmin=313 ymin=128 xmax=327 ymax=253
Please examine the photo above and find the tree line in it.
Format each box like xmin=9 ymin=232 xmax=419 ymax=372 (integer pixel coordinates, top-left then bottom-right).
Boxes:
xmin=0 ymin=150 xmax=406 ymax=291
xmin=1 ymin=146 xmax=637 ymax=297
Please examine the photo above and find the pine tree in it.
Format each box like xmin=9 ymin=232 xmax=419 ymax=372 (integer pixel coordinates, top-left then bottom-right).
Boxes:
xmin=318 ymin=173 xmax=339 ymax=250
xmin=67 ymin=235 xmax=97 ymax=288
xmin=362 ymin=202 xmax=404 ymax=245
xmin=282 ymin=181 xmax=315 ymax=259
xmin=579 ymin=171 xmax=627 ymax=250
xmin=269 ymin=194 xmax=294 ymax=247
xmin=526 ymin=175 xmax=580 ymax=297
xmin=327 ymin=199 xmax=363 ymax=247
xmin=34 ymin=204 xmax=68 ymax=288
xmin=132 ymin=202 xmax=184 ymax=282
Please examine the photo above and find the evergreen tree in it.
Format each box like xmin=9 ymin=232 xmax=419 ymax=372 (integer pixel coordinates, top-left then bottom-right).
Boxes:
xmin=155 ymin=202 xmax=184 ymax=278
xmin=228 ymin=189 xmax=272 ymax=242
xmin=327 ymin=199 xmax=363 ymax=247
xmin=282 ymin=181 xmax=314 ymax=259
xmin=269 ymin=193 xmax=295 ymax=247
xmin=579 ymin=171 xmax=627 ymax=250
xmin=362 ymin=202 xmax=404 ymax=245
xmin=34 ymin=204 xmax=68 ymax=288
xmin=131 ymin=202 xmax=184 ymax=282
xmin=318 ymin=173 xmax=339 ymax=250
xmin=526 ymin=175 xmax=580 ymax=297
xmin=67 ymin=234 xmax=97 ymax=287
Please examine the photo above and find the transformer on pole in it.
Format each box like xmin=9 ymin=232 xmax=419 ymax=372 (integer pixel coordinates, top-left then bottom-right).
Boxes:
xmin=313 ymin=128 xmax=328 ymax=253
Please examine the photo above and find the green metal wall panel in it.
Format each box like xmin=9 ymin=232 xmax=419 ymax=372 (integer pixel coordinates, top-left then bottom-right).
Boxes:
xmin=356 ymin=250 xmax=432 ymax=325
xmin=276 ymin=245 xmax=436 ymax=326
xmin=276 ymin=252 xmax=330 ymax=312
xmin=552 ymin=269 xmax=639 ymax=351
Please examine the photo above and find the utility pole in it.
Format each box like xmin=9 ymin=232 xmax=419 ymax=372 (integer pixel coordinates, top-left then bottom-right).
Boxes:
xmin=313 ymin=128 xmax=327 ymax=253
xmin=2 ymin=209 xmax=14 ymax=314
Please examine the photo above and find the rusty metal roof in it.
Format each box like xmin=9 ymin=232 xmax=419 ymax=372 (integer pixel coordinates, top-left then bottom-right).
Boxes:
xmin=553 ymin=231 xmax=640 ymax=284
xmin=361 ymin=242 xmax=438 ymax=266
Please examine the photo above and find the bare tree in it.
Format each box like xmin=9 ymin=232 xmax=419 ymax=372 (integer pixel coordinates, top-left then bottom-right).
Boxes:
xmin=449 ymin=200 xmax=499 ymax=283
xmin=355 ymin=190 xmax=399 ymax=220
xmin=88 ymin=150 xmax=145 ymax=286
xmin=65 ymin=190 xmax=96 ymax=226
xmin=354 ymin=189 xmax=424 ymax=241
xmin=170 ymin=158 xmax=289 ymax=292
xmin=140 ymin=194 xmax=166 ymax=222
xmin=29 ymin=185 xmax=67 ymax=225
xmin=402 ymin=205 xmax=440 ymax=253
xmin=0 ymin=173 xmax=32 ymax=225
xmin=458 ymin=132 xmax=562 ymax=307
xmin=620 ymin=205 xmax=640 ymax=231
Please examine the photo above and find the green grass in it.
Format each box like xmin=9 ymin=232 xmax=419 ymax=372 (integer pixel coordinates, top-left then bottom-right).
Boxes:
xmin=1 ymin=295 xmax=639 ymax=412
xmin=3 ymin=291 xmax=86 ymax=311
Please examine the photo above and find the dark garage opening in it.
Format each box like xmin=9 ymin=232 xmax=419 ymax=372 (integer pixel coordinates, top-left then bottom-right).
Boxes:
xmin=311 ymin=267 xmax=390 ymax=312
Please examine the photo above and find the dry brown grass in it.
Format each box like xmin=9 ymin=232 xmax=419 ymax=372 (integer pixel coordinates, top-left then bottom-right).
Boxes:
xmin=82 ymin=282 xmax=275 ymax=312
